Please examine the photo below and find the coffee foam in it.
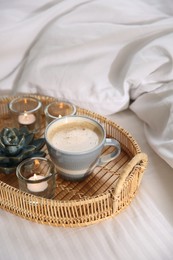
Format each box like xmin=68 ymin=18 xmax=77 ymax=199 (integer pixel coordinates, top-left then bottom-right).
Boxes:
xmin=48 ymin=121 xmax=103 ymax=153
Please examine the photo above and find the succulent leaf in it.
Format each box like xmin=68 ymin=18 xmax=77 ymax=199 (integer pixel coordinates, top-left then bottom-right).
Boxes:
xmin=26 ymin=151 xmax=46 ymax=158
xmin=1 ymin=128 xmax=10 ymax=136
xmin=4 ymin=145 xmax=21 ymax=155
xmin=2 ymin=135 xmax=12 ymax=146
xmin=23 ymin=133 xmax=34 ymax=145
xmin=17 ymin=135 xmax=26 ymax=147
xmin=13 ymin=128 xmax=20 ymax=136
xmin=19 ymin=126 xmax=30 ymax=135
xmin=11 ymin=135 xmax=19 ymax=145
xmin=31 ymin=138 xmax=45 ymax=151
xmin=0 ymin=138 xmax=5 ymax=149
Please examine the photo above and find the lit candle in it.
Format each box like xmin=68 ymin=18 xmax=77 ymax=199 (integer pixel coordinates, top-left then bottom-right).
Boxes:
xmin=27 ymin=174 xmax=48 ymax=193
xmin=18 ymin=112 xmax=36 ymax=125
xmin=44 ymin=101 xmax=76 ymax=124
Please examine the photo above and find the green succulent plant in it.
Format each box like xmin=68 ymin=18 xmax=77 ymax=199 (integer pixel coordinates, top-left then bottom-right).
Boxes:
xmin=0 ymin=126 xmax=46 ymax=174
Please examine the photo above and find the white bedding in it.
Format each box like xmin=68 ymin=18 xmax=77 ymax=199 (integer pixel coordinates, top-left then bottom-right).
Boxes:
xmin=0 ymin=0 xmax=173 ymax=168
xmin=1 ymin=2 xmax=173 ymax=258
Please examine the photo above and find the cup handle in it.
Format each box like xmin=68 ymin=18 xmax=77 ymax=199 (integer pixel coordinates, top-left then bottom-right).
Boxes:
xmin=98 ymin=138 xmax=121 ymax=166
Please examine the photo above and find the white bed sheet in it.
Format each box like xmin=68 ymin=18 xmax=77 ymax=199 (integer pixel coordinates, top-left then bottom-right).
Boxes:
xmin=0 ymin=109 xmax=173 ymax=260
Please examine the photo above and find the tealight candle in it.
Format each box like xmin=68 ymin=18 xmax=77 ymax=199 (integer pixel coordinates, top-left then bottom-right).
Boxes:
xmin=8 ymin=96 xmax=42 ymax=134
xmin=18 ymin=112 xmax=36 ymax=126
xmin=16 ymin=157 xmax=57 ymax=199
xmin=27 ymin=174 xmax=48 ymax=193
xmin=44 ymin=100 xmax=76 ymax=124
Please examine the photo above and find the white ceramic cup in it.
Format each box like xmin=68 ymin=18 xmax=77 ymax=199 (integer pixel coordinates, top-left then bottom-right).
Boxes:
xmin=45 ymin=115 xmax=121 ymax=181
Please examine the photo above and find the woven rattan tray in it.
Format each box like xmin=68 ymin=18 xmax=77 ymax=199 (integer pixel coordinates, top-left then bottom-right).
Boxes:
xmin=0 ymin=94 xmax=148 ymax=227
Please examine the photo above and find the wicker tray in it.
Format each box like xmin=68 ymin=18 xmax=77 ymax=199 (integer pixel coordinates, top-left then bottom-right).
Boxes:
xmin=0 ymin=94 xmax=148 ymax=227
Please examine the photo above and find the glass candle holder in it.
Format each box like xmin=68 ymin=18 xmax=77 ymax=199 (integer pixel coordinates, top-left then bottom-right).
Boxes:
xmin=44 ymin=100 xmax=76 ymax=125
xmin=16 ymin=157 xmax=57 ymax=198
xmin=8 ymin=96 xmax=42 ymax=134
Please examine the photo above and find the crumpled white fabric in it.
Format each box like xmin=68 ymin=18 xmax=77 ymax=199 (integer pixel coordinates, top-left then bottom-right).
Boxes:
xmin=130 ymin=83 xmax=173 ymax=168
xmin=0 ymin=0 xmax=173 ymax=167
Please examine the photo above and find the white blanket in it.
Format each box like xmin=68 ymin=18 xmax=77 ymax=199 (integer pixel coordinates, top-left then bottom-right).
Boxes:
xmin=0 ymin=0 xmax=173 ymax=167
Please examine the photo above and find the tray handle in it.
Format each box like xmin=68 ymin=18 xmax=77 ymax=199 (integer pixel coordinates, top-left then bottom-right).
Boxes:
xmin=112 ymin=153 xmax=148 ymax=212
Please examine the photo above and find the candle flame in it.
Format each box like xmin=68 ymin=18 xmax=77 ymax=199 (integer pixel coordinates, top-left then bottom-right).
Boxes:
xmin=58 ymin=115 xmax=62 ymax=118
xmin=24 ymin=111 xmax=28 ymax=117
xmin=59 ymin=102 xmax=64 ymax=108
xmin=33 ymin=174 xmax=38 ymax=180
xmin=24 ymin=98 xmax=27 ymax=104
xmin=34 ymin=159 xmax=40 ymax=166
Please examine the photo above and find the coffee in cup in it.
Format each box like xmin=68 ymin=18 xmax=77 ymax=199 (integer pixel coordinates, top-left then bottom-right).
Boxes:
xmin=48 ymin=121 xmax=103 ymax=152
xmin=45 ymin=115 xmax=121 ymax=181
